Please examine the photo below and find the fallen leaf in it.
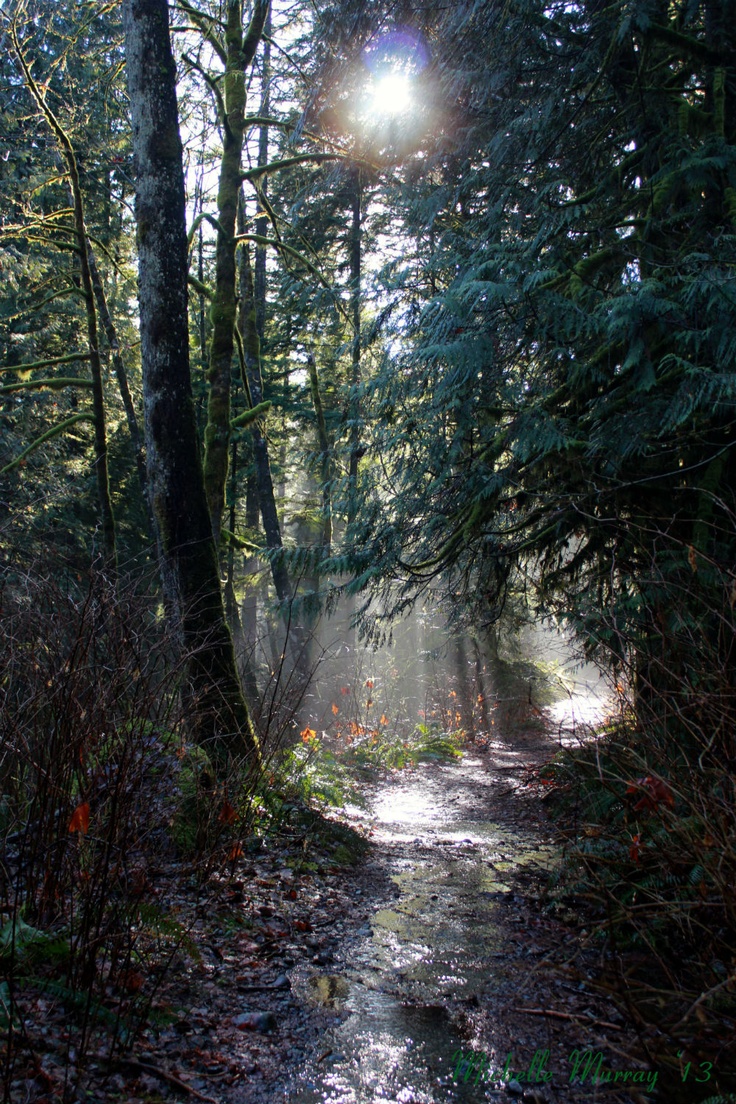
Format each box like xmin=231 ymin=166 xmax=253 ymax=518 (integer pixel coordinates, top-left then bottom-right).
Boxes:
xmin=68 ymin=802 xmax=90 ymax=834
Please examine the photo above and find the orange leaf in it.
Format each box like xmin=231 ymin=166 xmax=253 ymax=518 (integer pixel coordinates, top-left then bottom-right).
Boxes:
xmin=331 ymin=702 xmax=339 ymax=715
xmin=227 ymin=844 xmax=244 ymax=862
xmin=365 ymin=679 xmax=374 ymax=689
xmin=366 ymin=699 xmax=373 ymax=709
xmin=68 ymin=802 xmax=90 ymax=835
xmin=379 ymin=714 xmax=388 ymax=726
xmin=300 ymin=726 xmax=316 ymax=743
xmin=218 ymin=799 xmax=238 ymax=825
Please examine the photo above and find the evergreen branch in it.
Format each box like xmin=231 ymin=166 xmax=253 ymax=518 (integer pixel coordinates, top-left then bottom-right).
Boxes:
xmin=1 ymin=414 xmax=95 ymax=475
xmin=648 ymin=21 xmax=723 ymax=65
xmin=234 ymin=232 xmax=350 ymax=323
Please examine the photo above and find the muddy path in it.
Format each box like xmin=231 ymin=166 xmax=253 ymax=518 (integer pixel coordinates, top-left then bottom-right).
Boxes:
xmin=279 ymin=728 xmax=655 ymax=1104
xmin=127 ymin=723 xmax=655 ymax=1104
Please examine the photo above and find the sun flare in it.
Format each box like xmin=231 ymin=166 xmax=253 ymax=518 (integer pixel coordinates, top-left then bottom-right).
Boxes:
xmin=371 ymin=72 xmax=413 ymax=118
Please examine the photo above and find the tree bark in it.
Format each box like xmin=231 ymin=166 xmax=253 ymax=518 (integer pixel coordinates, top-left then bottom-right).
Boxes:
xmin=202 ymin=0 xmax=270 ymax=549
xmin=239 ymin=235 xmax=293 ymax=609
xmin=123 ymin=0 xmax=258 ymax=768
xmin=307 ymin=351 xmax=332 ymax=555
xmin=347 ymin=170 xmax=362 ymax=526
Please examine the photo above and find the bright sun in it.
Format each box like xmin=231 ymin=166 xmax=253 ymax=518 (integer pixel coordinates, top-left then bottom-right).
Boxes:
xmin=371 ymin=72 xmax=413 ymax=118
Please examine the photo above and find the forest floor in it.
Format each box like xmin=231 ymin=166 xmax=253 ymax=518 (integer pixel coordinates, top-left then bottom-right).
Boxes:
xmin=12 ymin=719 xmax=665 ymax=1104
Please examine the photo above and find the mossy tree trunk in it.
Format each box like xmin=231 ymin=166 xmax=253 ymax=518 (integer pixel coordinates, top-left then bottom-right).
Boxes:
xmin=123 ymin=0 xmax=259 ymax=769
xmin=307 ymin=351 xmax=332 ymax=556
xmin=202 ymin=0 xmax=270 ymax=549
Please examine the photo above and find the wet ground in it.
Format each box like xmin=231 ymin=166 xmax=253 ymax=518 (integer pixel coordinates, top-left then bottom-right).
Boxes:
xmin=282 ymin=725 xmax=653 ymax=1104
xmin=287 ymin=754 xmax=551 ymax=1103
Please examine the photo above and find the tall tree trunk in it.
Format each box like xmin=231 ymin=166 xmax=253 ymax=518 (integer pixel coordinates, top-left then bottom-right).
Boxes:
xmin=202 ymin=0 xmax=270 ymax=549
xmin=239 ymin=232 xmax=309 ymax=678
xmin=347 ymin=170 xmax=362 ymax=526
xmin=87 ymin=246 xmax=151 ymax=519
xmin=345 ymin=171 xmax=362 ymax=653
xmin=254 ymin=7 xmax=271 ymax=343
xmin=307 ymin=351 xmax=332 ymax=556
xmin=123 ymin=0 xmax=258 ymax=768
xmin=239 ymin=235 xmax=293 ymax=610
xmin=241 ymin=450 xmax=260 ymax=657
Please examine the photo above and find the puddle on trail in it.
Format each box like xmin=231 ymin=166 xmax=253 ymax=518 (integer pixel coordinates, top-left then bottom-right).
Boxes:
xmin=286 ymin=756 xmax=555 ymax=1103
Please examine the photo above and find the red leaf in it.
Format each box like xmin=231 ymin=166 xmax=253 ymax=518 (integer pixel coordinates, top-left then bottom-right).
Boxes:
xmin=218 ymin=799 xmax=238 ymax=825
xmin=293 ymin=919 xmax=312 ymax=932
xmin=627 ymin=775 xmax=674 ymax=812
xmin=68 ymin=802 xmax=90 ymax=835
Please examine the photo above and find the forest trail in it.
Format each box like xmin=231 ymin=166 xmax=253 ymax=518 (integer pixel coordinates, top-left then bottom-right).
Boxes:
xmin=274 ymin=726 xmax=650 ymax=1104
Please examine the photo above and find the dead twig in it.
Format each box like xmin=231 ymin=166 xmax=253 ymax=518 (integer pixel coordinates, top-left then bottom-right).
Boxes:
xmin=672 ymin=973 xmax=736 ymax=1031
xmin=511 ymin=1005 xmax=623 ymax=1031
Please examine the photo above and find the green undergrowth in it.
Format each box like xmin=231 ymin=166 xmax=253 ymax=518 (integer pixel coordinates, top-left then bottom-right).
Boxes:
xmin=539 ymin=723 xmax=736 ymax=1102
xmin=273 ymin=721 xmax=463 ymax=811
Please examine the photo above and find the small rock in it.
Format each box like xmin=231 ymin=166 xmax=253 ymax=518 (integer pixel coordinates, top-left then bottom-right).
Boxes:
xmin=233 ymin=1011 xmax=277 ymax=1032
xmin=506 ymin=1080 xmax=525 ymax=1096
